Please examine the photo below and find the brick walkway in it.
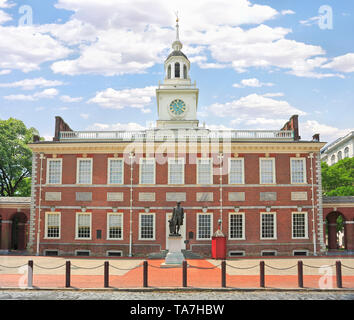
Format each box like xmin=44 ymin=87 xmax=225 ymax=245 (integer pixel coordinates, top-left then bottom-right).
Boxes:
xmin=0 ymin=256 xmax=353 ymax=289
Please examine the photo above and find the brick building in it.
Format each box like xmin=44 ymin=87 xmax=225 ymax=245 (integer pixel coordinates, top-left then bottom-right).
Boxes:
xmin=27 ymin=20 xmax=334 ymax=258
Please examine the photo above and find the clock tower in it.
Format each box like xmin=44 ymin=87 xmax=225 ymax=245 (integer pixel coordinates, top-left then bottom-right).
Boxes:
xmin=156 ymin=18 xmax=199 ymax=129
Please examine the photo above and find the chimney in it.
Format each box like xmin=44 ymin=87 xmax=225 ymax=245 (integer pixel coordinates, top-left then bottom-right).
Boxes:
xmin=53 ymin=116 xmax=73 ymax=141
xmin=312 ymin=133 xmax=320 ymax=142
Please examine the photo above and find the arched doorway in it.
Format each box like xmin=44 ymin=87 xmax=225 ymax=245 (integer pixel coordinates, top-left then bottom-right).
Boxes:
xmin=10 ymin=212 xmax=28 ymax=251
xmin=326 ymin=211 xmax=346 ymax=250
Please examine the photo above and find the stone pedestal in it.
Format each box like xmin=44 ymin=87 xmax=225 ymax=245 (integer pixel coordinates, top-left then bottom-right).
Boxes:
xmin=161 ymin=236 xmax=184 ymax=267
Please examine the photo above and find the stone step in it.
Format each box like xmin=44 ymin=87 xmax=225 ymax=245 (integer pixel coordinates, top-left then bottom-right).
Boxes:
xmin=148 ymin=250 xmax=203 ymax=260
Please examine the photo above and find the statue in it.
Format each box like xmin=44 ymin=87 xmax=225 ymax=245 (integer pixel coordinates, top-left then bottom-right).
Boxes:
xmin=169 ymin=202 xmax=184 ymax=236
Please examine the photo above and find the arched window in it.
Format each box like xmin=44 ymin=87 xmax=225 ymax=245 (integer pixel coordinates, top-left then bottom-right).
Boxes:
xmin=175 ymin=62 xmax=180 ymax=78
xmin=183 ymin=65 xmax=187 ymax=79
xmin=167 ymin=65 xmax=171 ymax=79
xmin=338 ymin=151 xmax=342 ymax=161
xmin=331 ymin=154 xmax=336 ymax=165
xmin=344 ymin=147 xmax=349 ymax=158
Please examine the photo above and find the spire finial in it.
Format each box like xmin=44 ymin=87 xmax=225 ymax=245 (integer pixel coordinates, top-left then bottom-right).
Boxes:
xmin=175 ymin=11 xmax=180 ymax=41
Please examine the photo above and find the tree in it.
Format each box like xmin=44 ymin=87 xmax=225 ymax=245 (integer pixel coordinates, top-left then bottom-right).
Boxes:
xmin=0 ymin=118 xmax=39 ymax=197
xmin=321 ymin=157 xmax=354 ymax=196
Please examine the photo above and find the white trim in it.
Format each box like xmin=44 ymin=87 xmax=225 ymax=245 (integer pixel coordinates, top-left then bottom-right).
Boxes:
xmin=260 ymin=212 xmax=277 ymax=240
xmin=290 ymin=157 xmax=307 ymax=184
xmin=228 ymin=158 xmax=245 ymax=184
xmin=46 ymin=158 xmax=62 ymax=185
xmin=76 ymin=158 xmax=93 ymax=185
xmin=196 ymin=212 xmax=213 ymax=240
xmin=138 ymin=212 xmax=156 ymax=240
xmin=106 ymin=212 xmax=124 ymax=240
xmin=107 ymin=158 xmax=124 ymax=185
xmin=139 ymin=158 xmax=156 ymax=185
xmin=168 ymin=157 xmax=185 ymax=185
xmin=196 ymin=158 xmax=213 ymax=185
xmin=291 ymin=211 xmax=309 ymax=239
xmin=44 ymin=212 xmax=61 ymax=239
xmin=228 ymin=212 xmax=245 ymax=240
xmin=75 ymin=212 xmax=92 ymax=240
xmin=259 ymin=158 xmax=276 ymax=184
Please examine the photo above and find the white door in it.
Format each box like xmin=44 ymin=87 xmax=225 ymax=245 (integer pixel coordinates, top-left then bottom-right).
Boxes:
xmin=166 ymin=212 xmax=186 ymax=250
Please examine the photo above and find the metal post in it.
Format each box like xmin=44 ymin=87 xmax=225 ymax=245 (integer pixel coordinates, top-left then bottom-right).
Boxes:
xmin=143 ymin=261 xmax=148 ymax=288
xmin=183 ymin=260 xmax=187 ymax=287
xmin=336 ymin=261 xmax=342 ymax=288
xmin=28 ymin=260 xmax=33 ymax=288
xmin=129 ymin=152 xmax=135 ymax=257
xmin=221 ymin=260 xmax=226 ymax=288
xmin=309 ymin=153 xmax=317 ymax=256
xmin=104 ymin=261 xmax=109 ymax=288
xmin=65 ymin=261 xmax=71 ymax=288
xmin=298 ymin=261 xmax=303 ymax=288
xmin=260 ymin=261 xmax=265 ymax=288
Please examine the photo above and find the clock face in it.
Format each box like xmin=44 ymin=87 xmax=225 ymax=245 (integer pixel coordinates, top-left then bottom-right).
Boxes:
xmin=169 ymin=99 xmax=186 ymax=116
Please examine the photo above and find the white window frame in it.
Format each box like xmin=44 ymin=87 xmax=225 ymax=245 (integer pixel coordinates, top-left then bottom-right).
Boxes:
xmin=196 ymin=212 xmax=213 ymax=240
xmin=228 ymin=251 xmax=245 ymax=257
xmin=46 ymin=158 xmax=62 ymax=185
xmin=168 ymin=158 xmax=185 ymax=185
xmin=261 ymin=250 xmax=277 ymax=256
xmin=76 ymin=158 xmax=93 ymax=185
xmin=75 ymin=250 xmax=91 ymax=256
xmin=44 ymin=212 xmax=61 ymax=239
xmin=138 ymin=212 xmax=156 ymax=240
xmin=139 ymin=158 xmax=156 ymax=185
xmin=106 ymin=212 xmax=124 ymax=240
xmin=107 ymin=158 xmax=124 ymax=185
xmin=259 ymin=158 xmax=276 ymax=184
xmin=228 ymin=212 xmax=245 ymax=240
xmin=291 ymin=211 xmax=309 ymax=239
xmin=106 ymin=250 xmax=123 ymax=257
xmin=228 ymin=158 xmax=245 ymax=184
xmin=260 ymin=212 xmax=277 ymax=240
xmin=290 ymin=158 xmax=307 ymax=184
xmin=75 ymin=212 xmax=92 ymax=240
xmin=293 ymin=250 xmax=309 ymax=256
xmin=197 ymin=158 xmax=213 ymax=185
xmin=344 ymin=147 xmax=349 ymax=158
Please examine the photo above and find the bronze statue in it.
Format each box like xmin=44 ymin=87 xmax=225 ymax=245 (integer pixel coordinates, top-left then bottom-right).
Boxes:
xmin=169 ymin=202 xmax=184 ymax=236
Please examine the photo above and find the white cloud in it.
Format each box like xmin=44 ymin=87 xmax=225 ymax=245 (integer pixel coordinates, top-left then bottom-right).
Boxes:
xmin=0 ymin=77 xmax=65 ymax=90
xmin=0 ymin=9 xmax=11 ymax=24
xmin=0 ymin=1 xmax=15 ymax=8
xmin=0 ymin=69 xmax=11 ymax=75
xmin=0 ymin=26 xmax=71 ymax=72
xmin=281 ymin=10 xmax=295 ymax=15
xmin=321 ymin=53 xmax=354 ymax=73
xmin=4 ymin=88 xmax=59 ymax=101
xmin=88 ymin=86 xmax=156 ymax=110
xmin=233 ymin=78 xmax=274 ymax=88
xmin=80 ymin=113 xmax=90 ymax=119
xmin=60 ymin=95 xmax=83 ymax=103
xmin=262 ymin=92 xmax=284 ymax=97
xmin=87 ymin=122 xmax=147 ymax=131
xmin=300 ymin=16 xmax=320 ymax=27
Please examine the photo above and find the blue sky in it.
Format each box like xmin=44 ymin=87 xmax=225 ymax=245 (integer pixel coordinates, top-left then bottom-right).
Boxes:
xmin=0 ymin=0 xmax=353 ymax=144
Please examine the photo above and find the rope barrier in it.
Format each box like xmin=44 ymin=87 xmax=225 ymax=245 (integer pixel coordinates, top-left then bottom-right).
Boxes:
xmin=187 ymin=263 xmax=221 ymax=269
xmin=71 ymin=263 xmax=104 ymax=270
xmin=225 ymin=263 xmax=259 ymax=270
xmin=0 ymin=264 xmax=27 ymax=269
xmin=341 ymin=264 xmax=354 ymax=270
xmin=110 ymin=264 xmax=142 ymax=271
xmin=148 ymin=263 xmax=181 ymax=269
xmin=265 ymin=264 xmax=298 ymax=271
xmin=302 ymin=264 xmax=336 ymax=269
xmin=33 ymin=263 xmax=66 ymax=270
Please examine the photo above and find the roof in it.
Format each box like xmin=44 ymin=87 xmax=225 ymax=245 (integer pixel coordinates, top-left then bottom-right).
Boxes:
xmin=165 ymin=50 xmax=189 ymax=61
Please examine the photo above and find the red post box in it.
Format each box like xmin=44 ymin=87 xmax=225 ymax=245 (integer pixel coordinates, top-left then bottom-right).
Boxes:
xmin=211 ymin=236 xmax=226 ymax=259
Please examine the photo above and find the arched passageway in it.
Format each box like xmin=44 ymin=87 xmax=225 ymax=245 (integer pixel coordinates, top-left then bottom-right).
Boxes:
xmin=10 ymin=212 xmax=28 ymax=250
xmin=326 ymin=211 xmax=346 ymax=250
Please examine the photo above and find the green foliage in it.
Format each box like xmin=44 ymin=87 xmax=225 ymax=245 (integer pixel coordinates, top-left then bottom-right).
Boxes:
xmin=0 ymin=118 xmax=38 ymax=197
xmin=321 ymin=157 xmax=354 ymax=196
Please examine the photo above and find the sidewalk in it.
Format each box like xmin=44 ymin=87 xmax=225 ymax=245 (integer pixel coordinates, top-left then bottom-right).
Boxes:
xmin=0 ymin=256 xmax=353 ymax=290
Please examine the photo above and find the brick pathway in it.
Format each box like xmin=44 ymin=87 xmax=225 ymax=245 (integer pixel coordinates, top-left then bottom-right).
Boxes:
xmin=0 ymin=256 xmax=353 ymax=289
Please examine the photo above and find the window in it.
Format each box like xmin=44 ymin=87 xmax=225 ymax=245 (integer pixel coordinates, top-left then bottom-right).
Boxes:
xmin=108 ymin=158 xmax=124 ymax=184
xmin=47 ymin=159 xmax=62 ymax=184
xmin=139 ymin=213 xmax=155 ymax=240
xmin=331 ymin=154 xmax=336 ymax=165
xmin=139 ymin=158 xmax=155 ymax=184
xmin=107 ymin=251 xmax=122 ymax=257
xmin=197 ymin=213 xmax=213 ymax=240
xmin=229 ymin=158 xmax=244 ymax=184
xmin=77 ymin=158 xmax=92 ymax=184
xmin=167 ymin=65 xmax=171 ymax=79
xmin=261 ymin=250 xmax=277 ymax=256
xmin=337 ymin=151 xmax=342 ymax=161
xmin=45 ymin=212 xmax=60 ymax=239
xmin=229 ymin=213 xmax=245 ymax=240
xmin=75 ymin=250 xmax=90 ymax=256
xmin=292 ymin=212 xmax=308 ymax=239
xmin=259 ymin=158 xmax=275 ymax=184
xmin=229 ymin=251 xmax=245 ymax=257
xmin=197 ymin=158 xmax=213 ymax=184
xmin=344 ymin=147 xmax=349 ymax=158
xmin=44 ymin=250 xmax=59 ymax=256
xmin=107 ymin=213 xmax=123 ymax=240
xmin=260 ymin=212 xmax=277 ymax=239
xmin=293 ymin=250 xmax=308 ymax=256
xmin=168 ymin=158 xmax=184 ymax=184
xmin=291 ymin=158 xmax=306 ymax=184
xmin=183 ymin=65 xmax=187 ymax=79
xmin=76 ymin=212 xmax=91 ymax=239
xmin=175 ymin=62 xmax=180 ymax=78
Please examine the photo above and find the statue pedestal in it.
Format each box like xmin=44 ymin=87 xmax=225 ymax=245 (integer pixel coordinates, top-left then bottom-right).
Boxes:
xmin=161 ymin=236 xmax=184 ymax=268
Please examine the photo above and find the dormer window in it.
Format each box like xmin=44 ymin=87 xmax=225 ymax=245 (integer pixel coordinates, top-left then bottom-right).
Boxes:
xmin=167 ymin=65 xmax=171 ymax=79
xmin=183 ymin=65 xmax=187 ymax=79
xmin=175 ymin=62 xmax=180 ymax=78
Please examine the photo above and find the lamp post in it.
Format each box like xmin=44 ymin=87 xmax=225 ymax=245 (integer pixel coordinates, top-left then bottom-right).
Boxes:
xmin=128 ymin=152 xmax=135 ymax=257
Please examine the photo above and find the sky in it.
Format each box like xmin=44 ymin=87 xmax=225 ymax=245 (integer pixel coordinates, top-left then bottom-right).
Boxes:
xmin=0 ymin=0 xmax=353 ymax=144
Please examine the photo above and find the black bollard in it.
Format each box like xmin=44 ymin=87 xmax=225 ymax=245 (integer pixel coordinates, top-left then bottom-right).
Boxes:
xmin=221 ymin=260 xmax=226 ymax=288
xmin=65 ymin=261 xmax=71 ymax=288
xmin=183 ymin=260 xmax=187 ymax=287
xmin=28 ymin=260 xmax=33 ymax=288
xmin=298 ymin=261 xmax=303 ymax=288
xmin=104 ymin=261 xmax=109 ymax=288
xmin=260 ymin=261 xmax=265 ymax=288
xmin=336 ymin=261 xmax=342 ymax=288
xmin=143 ymin=261 xmax=148 ymax=288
